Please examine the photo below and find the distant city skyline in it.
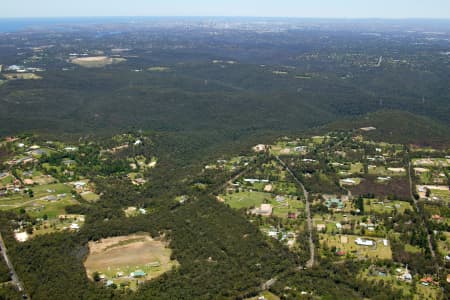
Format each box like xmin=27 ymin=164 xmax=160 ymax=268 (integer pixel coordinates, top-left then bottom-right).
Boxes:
xmin=2 ymin=0 xmax=450 ymax=19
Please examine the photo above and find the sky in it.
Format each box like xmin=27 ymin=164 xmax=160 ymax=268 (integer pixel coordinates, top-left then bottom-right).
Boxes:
xmin=1 ymin=0 xmax=450 ymax=19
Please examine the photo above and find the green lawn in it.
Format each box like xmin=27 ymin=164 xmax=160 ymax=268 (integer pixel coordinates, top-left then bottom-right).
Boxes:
xmin=350 ymin=163 xmax=364 ymax=174
xmin=412 ymin=158 xmax=448 ymax=167
xmin=312 ymin=136 xmax=326 ymax=144
xmin=436 ymin=232 xmax=450 ymax=256
xmin=319 ymin=234 xmax=392 ymax=260
xmin=0 ymin=183 xmax=77 ymax=218
xmin=32 ymin=215 xmax=85 ymax=237
xmin=414 ymin=283 xmax=441 ymax=300
xmin=0 ymin=175 xmax=14 ymax=187
xmin=313 ymin=214 xmax=367 ymax=235
xmin=80 ymin=191 xmax=100 ymax=202
xmin=365 ymin=200 xmax=413 ymax=214
xmin=419 ymin=172 xmax=433 ymax=185
xmin=271 ymin=182 xmax=299 ymax=195
xmin=404 ymin=244 xmax=421 ymax=254
xmin=430 ymin=189 xmax=450 ymax=202
xmin=358 ymin=270 xmax=413 ymax=298
xmin=223 ymin=191 xmax=272 ymax=209
xmin=223 ymin=191 xmax=304 ymax=218
xmin=368 ymin=166 xmax=405 ymax=176
xmin=358 ymin=260 xmax=442 ymax=299
xmin=41 ymin=163 xmax=63 ymax=174
xmin=272 ymin=199 xmax=304 ymax=218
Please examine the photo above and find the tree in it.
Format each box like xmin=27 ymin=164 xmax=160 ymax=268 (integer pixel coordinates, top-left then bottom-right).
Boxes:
xmin=93 ymin=272 xmax=101 ymax=282
xmin=26 ymin=227 xmax=33 ymax=235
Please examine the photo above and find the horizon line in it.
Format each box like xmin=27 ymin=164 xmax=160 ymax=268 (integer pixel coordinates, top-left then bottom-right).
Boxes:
xmin=1 ymin=15 xmax=450 ymax=21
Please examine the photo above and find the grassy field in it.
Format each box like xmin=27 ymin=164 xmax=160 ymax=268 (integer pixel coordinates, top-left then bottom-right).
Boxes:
xmin=414 ymin=284 xmax=441 ymax=300
xmin=404 ymin=244 xmax=422 ymax=254
xmin=430 ymin=188 xmax=450 ymax=202
xmin=84 ymin=233 xmax=178 ymax=289
xmin=368 ymin=166 xmax=406 ymax=176
xmin=311 ymin=136 xmax=326 ymax=144
xmin=358 ymin=269 xmax=440 ymax=300
xmin=419 ymin=172 xmax=433 ymax=185
xmin=0 ymin=175 xmax=14 ymax=187
xmin=437 ymin=231 xmax=450 ymax=256
xmin=413 ymin=158 xmax=449 ymax=167
xmin=365 ymin=199 xmax=413 ymax=214
xmin=243 ymin=181 xmax=298 ymax=196
xmin=358 ymin=270 xmax=413 ymax=298
xmin=80 ymin=191 xmax=100 ymax=202
xmin=32 ymin=174 xmax=57 ymax=185
xmin=350 ymin=163 xmax=364 ymax=174
xmin=319 ymin=234 xmax=392 ymax=260
xmin=223 ymin=191 xmax=271 ymax=209
xmin=3 ymin=73 xmax=42 ymax=80
xmin=0 ymin=183 xmax=76 ymax=218
xmin=222 ymin=191 xmax=304 ymax=218
xmin=71 ymin=56 xmax=126 ymax=68
xmin=313 ymin=213 xmax=364 ymax=231
xmin=31 ymin=215 xmax=85 ymax=237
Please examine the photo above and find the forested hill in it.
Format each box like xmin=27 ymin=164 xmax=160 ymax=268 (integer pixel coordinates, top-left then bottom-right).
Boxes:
xmin=0 ymin=21 xmax=449 ymax=146
xmin=323 ymin=110 xmax=450 ymax=148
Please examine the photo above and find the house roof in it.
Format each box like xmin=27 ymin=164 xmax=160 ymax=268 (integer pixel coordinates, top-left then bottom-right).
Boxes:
xmin=131 ymin=270 xmax=146 ymax=277
xmin=420 ymin=277 xmax=433 ymax=283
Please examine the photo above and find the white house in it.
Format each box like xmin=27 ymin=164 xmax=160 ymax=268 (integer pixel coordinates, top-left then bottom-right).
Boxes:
xmin=355 ymin=237 xmax=375 ymax=246
xmin=253 ymin=144 xmax=267 ymax=152
xmin=341 ymin=178 xmax=357 ymax=185
xmin=251 ymin=204 xmax=273 ymax=216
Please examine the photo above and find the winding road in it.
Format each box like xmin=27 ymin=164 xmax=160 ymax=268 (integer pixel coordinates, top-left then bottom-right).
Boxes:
xmin=274 ymin=156 xmax=315 ymax=268
xmin=407 ymin=162 xmax=435 ymax=258
xmin=0 ymin=232 xmax=26 ymax=294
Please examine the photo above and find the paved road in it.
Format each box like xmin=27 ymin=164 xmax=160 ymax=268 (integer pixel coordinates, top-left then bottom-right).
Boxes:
xmin=275 ymin=156 xmax=315 ymax=268
xmin=0 ymin=232 xmax=25 ymax=293
xmin=215 ymin=157 xmax=266 ymax=194
xmin=261 ymin=277 xmax=277 ymax=290
xmin=407 ymin=162 xmax=435 ymax=258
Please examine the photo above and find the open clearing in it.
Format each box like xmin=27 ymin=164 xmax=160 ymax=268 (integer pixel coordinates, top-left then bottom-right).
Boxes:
xmin=222 ymin=191 xmax=304 ymax=218
xmin=84 ymin=233 xmax=178 ymax=286
xmin=70 ymin=56 xmax=126 ymax=68
xmin=147 ymin=66 xmax=170 ymax=72
xmin=3 ymin=73 xmax=42 ymax=80
xmin=365 ymin=200 xmax=413 ymax=214
xmin=320 ymin=234 xmax=392 ymax=260
xmin=0 ymin=183 xmax=77 ymax=218
xmin=80 ymin=191 xmax=100 ymax=202
xmin=413 ymin=158 xmax=449 ymax=167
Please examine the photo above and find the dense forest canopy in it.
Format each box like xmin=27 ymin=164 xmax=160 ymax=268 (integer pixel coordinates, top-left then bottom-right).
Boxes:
xmin=0 ymin=19 xmax=449 ymax=143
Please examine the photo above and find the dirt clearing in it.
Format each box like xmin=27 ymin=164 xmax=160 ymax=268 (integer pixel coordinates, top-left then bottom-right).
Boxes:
xmin=84 ymin=233 xmax=178 ymax=283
